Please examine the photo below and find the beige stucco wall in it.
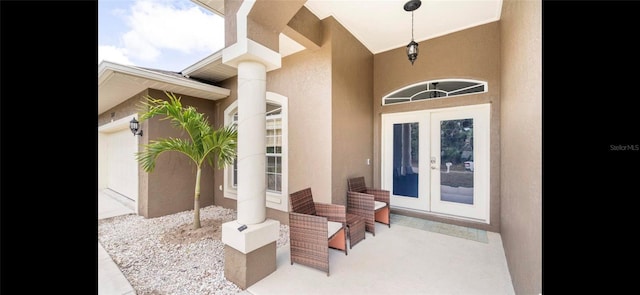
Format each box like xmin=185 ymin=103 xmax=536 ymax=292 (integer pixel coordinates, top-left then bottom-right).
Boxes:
xmin=248 ymin=0 xmax=306 ymax=52
xmin=224 ymin=0 xmax=241 ymax=47
xmin=327 ymin=17 xmax=374 ymax=206
xmin=145 ymin=89 xmax=215 ymax=217
xmin=99 ymin=89 xmax=220 ymax=218
xmin=215 ymin=16 xmax=371 ymax=212
xmin=499 ymin=0 xmax=542 ymax=294
xmin=227 ymin=0 xmax=307 ymax=53
xmin=373 ymin=21 xmax=501 ymax=232
xmin=97 ymin=89 xmax=147 ymax=126
xmin=283 ymin=6 xmax=323 ymax=49
xmin=143 ymin=89 xmax=218 ymax=218
xmin=266 ymin=21 xmax=333 ymax=205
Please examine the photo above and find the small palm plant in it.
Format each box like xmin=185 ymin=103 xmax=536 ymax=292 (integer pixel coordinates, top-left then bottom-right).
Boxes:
xmin=136 ymin=91 xmax=237 ymax=229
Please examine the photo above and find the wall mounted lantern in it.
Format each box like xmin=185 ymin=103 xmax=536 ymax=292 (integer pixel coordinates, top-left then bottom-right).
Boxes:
xmin=404 ymin=0 xmax=422 ymax=65
xmin=129 ymin=117 xmax=143 ymax=136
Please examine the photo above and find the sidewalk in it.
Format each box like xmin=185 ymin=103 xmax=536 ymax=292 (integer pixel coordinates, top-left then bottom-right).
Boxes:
xmin=98 ymin=190 xmax=137 ymax=295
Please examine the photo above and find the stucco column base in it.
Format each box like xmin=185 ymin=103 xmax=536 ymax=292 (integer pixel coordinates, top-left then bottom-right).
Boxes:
xmin=224 ymin=242 xmax=276 ymax=290
xmin=222 ymin=219 xmax=280 ymax=289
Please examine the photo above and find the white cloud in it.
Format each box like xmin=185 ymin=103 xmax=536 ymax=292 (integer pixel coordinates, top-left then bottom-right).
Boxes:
xmin=122 ymin=0 xmax=224 ymax=62
xmin=98 ymin=45 xmax=134 ymax=65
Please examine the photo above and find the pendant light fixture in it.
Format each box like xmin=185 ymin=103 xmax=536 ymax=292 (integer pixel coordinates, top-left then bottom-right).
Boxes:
xmin=404 ymin=0 xmax=422 ymax=65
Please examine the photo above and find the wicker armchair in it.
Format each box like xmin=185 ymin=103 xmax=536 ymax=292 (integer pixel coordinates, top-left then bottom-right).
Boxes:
xmin=289 ymin=187 xmax=348 ymax=276
xmin=347 ymin=176 xmax=391 ymax=236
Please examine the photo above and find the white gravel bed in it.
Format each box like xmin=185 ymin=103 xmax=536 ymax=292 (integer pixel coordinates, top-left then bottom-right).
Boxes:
xmin=98 ymin=205 xmax=289 ymax=295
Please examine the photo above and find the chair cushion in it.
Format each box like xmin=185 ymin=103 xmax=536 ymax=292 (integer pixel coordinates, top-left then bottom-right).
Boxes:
xmin=327 ymin=221 xmax=343 ymax=239
xmin=374 ymin=201 xmax=387 ymax=211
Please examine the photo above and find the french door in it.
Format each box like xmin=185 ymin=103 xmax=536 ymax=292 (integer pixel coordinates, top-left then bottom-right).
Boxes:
xmin=382 ymin=104 xmax=490 ymax=222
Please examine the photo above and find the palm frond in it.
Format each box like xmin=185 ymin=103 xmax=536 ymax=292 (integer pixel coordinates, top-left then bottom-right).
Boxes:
xmin=140 ymin=92 xmax=214 ymax=147
xmin=136 ymin=138 xmax=199 ymax=172
xmin=135 ymin=91 xmax=237 ymax=230
xmin=139 ymin=93 xmax=181 ymax=121
xmin=203 ymin=124 xmax=238 ymax=169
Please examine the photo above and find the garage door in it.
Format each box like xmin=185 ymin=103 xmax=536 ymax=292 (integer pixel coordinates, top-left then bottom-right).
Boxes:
xmin=106 ymin=128 xmax=138 ymax=201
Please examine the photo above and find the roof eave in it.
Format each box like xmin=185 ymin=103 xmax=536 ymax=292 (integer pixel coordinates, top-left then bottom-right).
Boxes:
xmin=181 ymin=49 xmax=224 ymax=76
xmin=98 ymin=61 xmax=231 ymax=115
xmin=191 ymin=0 xmax=225 ymax=17
xmin=98 ymin=61 xmax=230 ymax=96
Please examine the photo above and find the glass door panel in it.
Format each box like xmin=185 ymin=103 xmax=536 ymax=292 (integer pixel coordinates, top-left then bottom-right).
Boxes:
xmin=382 ymin=112 xmax=430 ymax=211
xmin=439 ymin=118 xmax=474 ymax=205
xmin=430 ymin=104 xmax=489 ymax=221
xmin=392 ymin=122 xmax=419 ymax=198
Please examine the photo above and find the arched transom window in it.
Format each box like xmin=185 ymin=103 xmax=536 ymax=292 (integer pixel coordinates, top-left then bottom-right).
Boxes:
xmin=383 ymin=79 xmax=488 ymax=105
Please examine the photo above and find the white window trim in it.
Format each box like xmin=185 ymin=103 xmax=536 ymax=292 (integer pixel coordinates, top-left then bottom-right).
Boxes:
xmin=223 ymin=92 xmax=289 ymax=212
xmin=382 ymin=79 xmax=488 ymax=106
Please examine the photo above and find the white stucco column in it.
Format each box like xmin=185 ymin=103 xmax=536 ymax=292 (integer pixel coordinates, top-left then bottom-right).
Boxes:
xmin=237 ymin=61 xmax=267 ymax=225
xmin=220 ymin=12 xmax=282 ymax=286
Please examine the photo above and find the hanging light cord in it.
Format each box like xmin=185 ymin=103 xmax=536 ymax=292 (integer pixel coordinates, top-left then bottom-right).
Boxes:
xmin=411 ymin=11 xmax=415 ymax=41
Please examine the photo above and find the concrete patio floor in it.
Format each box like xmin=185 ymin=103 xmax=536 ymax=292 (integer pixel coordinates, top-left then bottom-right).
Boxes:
xmin=99 ymin=190 xmax=515 ymax=295
xmin=240 ymin=220 xmax=515 ymax=295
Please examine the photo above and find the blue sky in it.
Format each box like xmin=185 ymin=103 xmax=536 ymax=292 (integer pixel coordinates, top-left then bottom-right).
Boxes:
xmin=98 ymin=0 xmax=224 ymax=71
